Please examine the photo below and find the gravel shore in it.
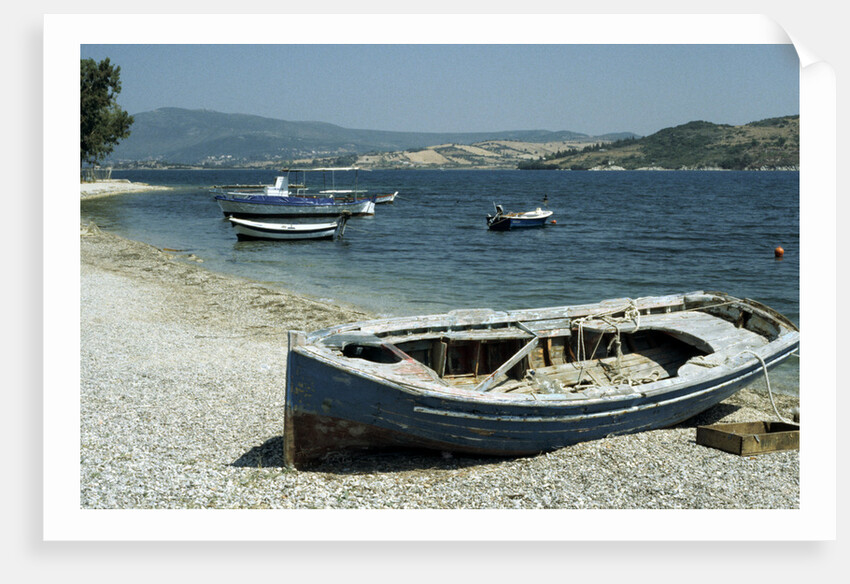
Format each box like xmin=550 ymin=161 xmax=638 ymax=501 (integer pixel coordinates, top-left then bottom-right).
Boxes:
xmin=80 ymin=222 xmax=800 ymax=510
xmin=80 ymin=179 xmax=172 ymax=199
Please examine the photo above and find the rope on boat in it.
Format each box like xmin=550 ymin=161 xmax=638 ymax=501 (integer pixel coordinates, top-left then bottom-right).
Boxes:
xmin=572 ymin=299 xmax=645 ymax=388
xmin=524 ymin=299 xmax=652 ymax=394
xmin=529 ymin=299 xmax=798 ymax=402
xmin=733 ymin=349 xmax=794 ymax=424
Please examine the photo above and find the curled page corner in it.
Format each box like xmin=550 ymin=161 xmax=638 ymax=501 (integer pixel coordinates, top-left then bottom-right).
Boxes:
xmin=787 ymin=34 xmax=825 ymax=69
xmin=762 ymin=14 xmax=825 ymax=69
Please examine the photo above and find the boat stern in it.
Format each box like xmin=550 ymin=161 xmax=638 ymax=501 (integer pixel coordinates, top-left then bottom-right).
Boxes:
xmin=283 ymin=330 xmax=306 ymax=468
xmin=284 ymin=331 xmax=432 ymax=467
xmin=285 ymin=330 xmax=397 ymax=467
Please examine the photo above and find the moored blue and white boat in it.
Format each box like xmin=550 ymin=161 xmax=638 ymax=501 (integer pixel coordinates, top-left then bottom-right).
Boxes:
xmin=284 ymin=291 xmax=799 ymax=467
xmin=212 ymin=167 xmax=378 ymax=217
xmin=216 ymin=193 xmax=375 ymax=218
xmin=486 ymin=205 xmax=553 ymax=230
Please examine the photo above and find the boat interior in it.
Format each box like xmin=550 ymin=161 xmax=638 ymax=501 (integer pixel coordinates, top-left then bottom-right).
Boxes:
xmin=322 ymin=296 xmax=788 ymax=396
xmin=391 ymin=327 xmax=702 ymax=393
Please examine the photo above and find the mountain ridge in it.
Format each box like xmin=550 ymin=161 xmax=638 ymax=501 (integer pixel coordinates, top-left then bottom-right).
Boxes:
xmin=103 ymin=107 xmax=798 ymax=171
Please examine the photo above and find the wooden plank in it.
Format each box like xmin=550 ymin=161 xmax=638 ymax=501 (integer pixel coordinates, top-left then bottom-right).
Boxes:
xmin=534 ymin=347 xmax=693 ymax=387
xmin=476 ymin=337 xmax=539 ymax=393
xmin=529 ymin=342 xmax=547 ymax=369
xmin=549 ymin=337 xmax=566 ymax=365
xmin=535 ymin=344 xmax=685 ymax=373
xmin=432 ymin=341 xmax=447 ymax=378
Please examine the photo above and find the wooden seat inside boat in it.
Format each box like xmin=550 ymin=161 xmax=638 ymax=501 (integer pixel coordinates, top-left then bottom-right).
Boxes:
xmin=578 ymin=310 xmax=769 ymax=354
xmin=488 ymin=310 xmax=772 ymax=394
xmin=531 ymin=344 xmax=693 ymax=389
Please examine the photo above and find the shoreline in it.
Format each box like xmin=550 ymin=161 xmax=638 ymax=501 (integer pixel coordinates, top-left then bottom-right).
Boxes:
xmin=80 ymin=179 xmax=173 ymax=200
xmin=103 ymin=166 xmax=800 ymax=172
xmin=80 ymin=223 xmax=800 ymax=509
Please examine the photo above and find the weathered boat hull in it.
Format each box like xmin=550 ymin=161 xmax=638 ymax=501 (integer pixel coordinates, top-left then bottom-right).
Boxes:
xmin=216 ymin=194 xmax=375 ymax=218
xmin=285 ymin=341 xmax=796 ymax=466
xmin=284 ymin=292 xmax=799 ymax=467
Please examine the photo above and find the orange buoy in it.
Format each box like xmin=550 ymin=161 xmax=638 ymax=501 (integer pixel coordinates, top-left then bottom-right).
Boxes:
xmin=551 ymin=219 xmax=557 ymax=224
xmin=774 ymin=246 xmax=785 ymax=258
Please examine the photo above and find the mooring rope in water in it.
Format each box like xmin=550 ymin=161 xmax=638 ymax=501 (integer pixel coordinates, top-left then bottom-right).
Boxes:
xmin=733 ymin=349 xmax=794 ymax=424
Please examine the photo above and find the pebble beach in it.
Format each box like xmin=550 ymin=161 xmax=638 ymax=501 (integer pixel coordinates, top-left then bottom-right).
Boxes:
xmin=80 ymin=178 xmax=172 ymax=199
xmin=79 ymin=182 xmax=801 ymax=510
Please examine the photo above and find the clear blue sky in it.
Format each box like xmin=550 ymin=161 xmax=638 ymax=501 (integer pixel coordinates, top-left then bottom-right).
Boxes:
xmin=79 ymin=44 xmax=799 ymax=137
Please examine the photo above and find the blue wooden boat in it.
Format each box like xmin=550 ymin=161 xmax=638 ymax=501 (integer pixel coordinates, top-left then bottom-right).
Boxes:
xmin=284 ymin=291 xmax=799 ymax=467
xmin=486 ymin=205 xmax=553 ymax=230
xmin=215 ymin=192 xmax=374 ymax=218
xmin=212 ymin=168 xmax=377 ymax=218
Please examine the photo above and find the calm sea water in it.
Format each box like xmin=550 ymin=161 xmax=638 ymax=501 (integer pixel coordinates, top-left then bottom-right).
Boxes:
xmin=82 ymin=169 xmax=800 ymax=393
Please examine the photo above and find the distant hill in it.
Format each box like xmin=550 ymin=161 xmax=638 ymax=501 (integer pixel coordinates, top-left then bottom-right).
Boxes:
xmin=105 ymin=107 xmax=618 ymax=168
xmin=519 ymin=116 xmax=799 ymax=171
xmin=353 ymin=138 xmax=618 ymax=169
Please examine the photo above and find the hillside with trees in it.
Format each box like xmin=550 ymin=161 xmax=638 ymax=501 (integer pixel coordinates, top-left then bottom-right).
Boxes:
xmin=519 ymin=116 xmax=799 ymax=171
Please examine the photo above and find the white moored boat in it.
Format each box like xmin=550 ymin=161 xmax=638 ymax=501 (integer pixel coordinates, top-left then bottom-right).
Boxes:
xmin=371 ymin=191 xmax=398 ymax=204
xmin=227 ymin=213 xmax=349 ymax=241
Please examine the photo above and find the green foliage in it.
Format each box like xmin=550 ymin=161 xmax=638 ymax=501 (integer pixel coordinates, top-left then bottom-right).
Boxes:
xmin=328 ymin=154 xmax=359 ymax=166
xmin=749 ymin=115 xmax=798 ymax=128
xmin=638 ymin=121 xmax=727 ymax=167
xmin=80 ymin=58 xmax=134 ymax=166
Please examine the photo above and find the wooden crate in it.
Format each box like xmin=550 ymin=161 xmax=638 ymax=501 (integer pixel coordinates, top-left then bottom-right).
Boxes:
xmin=696 ymin=422 xmax=800 ymax=455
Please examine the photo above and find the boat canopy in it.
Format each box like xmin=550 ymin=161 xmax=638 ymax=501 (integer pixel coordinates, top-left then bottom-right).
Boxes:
xmin=283 ymin=167 xmax=363 ymax=195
